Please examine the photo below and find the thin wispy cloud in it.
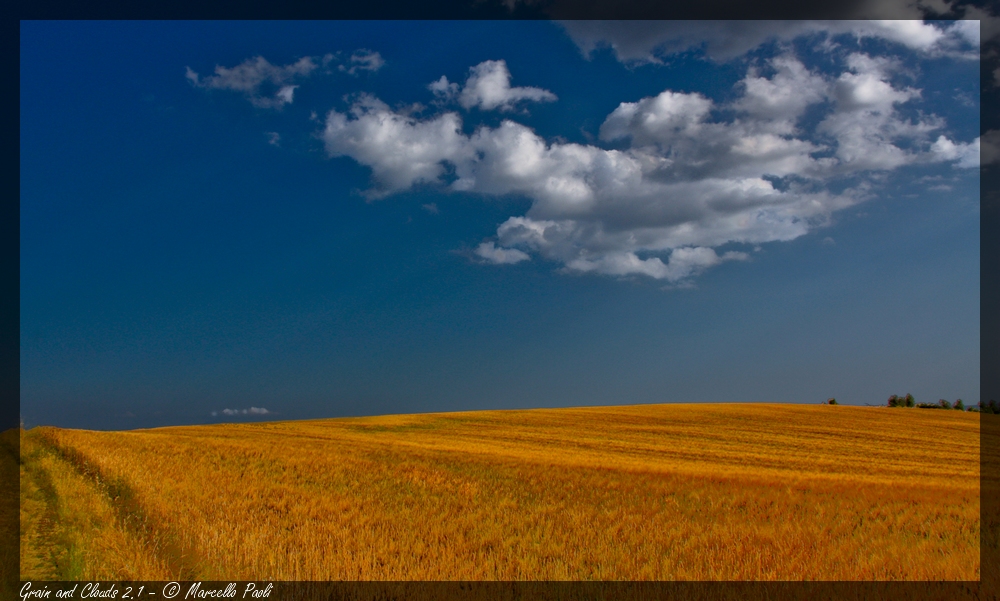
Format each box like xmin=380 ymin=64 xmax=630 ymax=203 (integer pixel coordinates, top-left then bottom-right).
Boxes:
xmin=186 ymin=56 xmax=319 ymax=109
xmin=339 ymin=49 xmax=385 ymax=76
xmin=187 ymin=49 xmax=388 ymax=109
xmin=475 ymin=241 xmax=531 ymax=264
xmin=212 ymin=407 xmax=271 ymax=417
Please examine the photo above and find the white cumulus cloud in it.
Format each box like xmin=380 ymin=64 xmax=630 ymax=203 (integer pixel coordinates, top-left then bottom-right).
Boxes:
xmin=322 ymin=95 xmax=471 ymax=197
xmin=565 ymin=247 xmax=748 ymax=281
xmin=319 ymin=54 xmax=977 ymax=283
xmin=734 ymin=55 xmax=829 ymax=133
xmin=931 ymin=135 xmax=981 ymax=168
xmin=429 ymin=60 xmax=556 ymax=112
xmin=816 ymin=53 xmax=946 ymax=172
xmin=428 ymin=75 xmax=460 ymax=101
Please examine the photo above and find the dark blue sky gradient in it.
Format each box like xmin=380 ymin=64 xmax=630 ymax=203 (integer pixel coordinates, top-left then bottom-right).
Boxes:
xmin=20 ymin=21 xmax=980 ymax=430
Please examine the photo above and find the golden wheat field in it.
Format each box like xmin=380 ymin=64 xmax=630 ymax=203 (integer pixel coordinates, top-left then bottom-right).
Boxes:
xmin=18 ymin=403 xmax=988 ymax=582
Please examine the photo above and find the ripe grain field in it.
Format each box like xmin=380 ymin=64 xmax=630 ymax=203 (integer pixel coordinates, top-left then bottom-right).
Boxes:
xmin=19 ymin=403 xmax=985 ymax=581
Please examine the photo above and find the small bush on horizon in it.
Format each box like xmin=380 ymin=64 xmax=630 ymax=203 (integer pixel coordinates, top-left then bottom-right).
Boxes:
xmin=938 ymin=399 xmax=952 ymax=410
xmin=954 ymin=399 xmax=964 ymax=411
xmin=887 ymin=394 xmax=915 ymax=408
xmin=827 ymin=398 xmax=838 ymax=405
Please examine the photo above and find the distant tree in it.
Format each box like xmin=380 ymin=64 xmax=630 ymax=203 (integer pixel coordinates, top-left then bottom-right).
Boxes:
xmin=888 ymin=394 xmax=915 ymax=408
xmin=990 ymin=400 xmax=999 ymax=414
xmin=827 ymin=398 xmax=838 ymax=405
xmin=954 ymin=399 xmax=964 ymax=411
xmin=938 ymin=399 xmax=952 ymax=409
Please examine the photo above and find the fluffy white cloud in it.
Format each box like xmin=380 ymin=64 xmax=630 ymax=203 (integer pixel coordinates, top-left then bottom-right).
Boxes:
xmin=598 ymin=69 xmax=835 ymax=182
xmin=186 ymin=56 xmax=318 ymax=109
xmin=323 ymin=95 xmax=470 ymax=196
xmin=942 ymin=19 xmax=980 ymax=47
xmin=429 ymin=60 xmax=556 ymax=112
xmin=428 ymin=75 xmax=459 ymax=100
xmin=734 ymin=55 xmax=829 ymax=132
xmin=864 ymin=20 xmax=946 ymax=51
xmin=599 ymin=90 xmax=713 ymax=144
xmin=815 ymin=53 xmax=953 ymax=172
xmin=565 ymin=247 xmax=748 ymax=281
xmin=931 ymin=135 xmax=981 ymax=168
xmin=320 ymin=55 xmax=976 ymax=283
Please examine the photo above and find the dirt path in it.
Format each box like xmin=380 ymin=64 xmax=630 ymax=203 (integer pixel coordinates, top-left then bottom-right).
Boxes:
xmin=19 ymin=432 xmax=78 ymax=579
xmin=19 ymin=430 xmax=193 ymax=580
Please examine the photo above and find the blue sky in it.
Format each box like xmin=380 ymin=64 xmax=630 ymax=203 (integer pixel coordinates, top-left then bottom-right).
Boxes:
xmin=20 ymin=21 xmax=983 ymax=430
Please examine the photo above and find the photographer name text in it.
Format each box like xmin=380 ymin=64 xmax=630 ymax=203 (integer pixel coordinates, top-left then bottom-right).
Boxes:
xmin=20 ymin=582 xmax=274 ymax=600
